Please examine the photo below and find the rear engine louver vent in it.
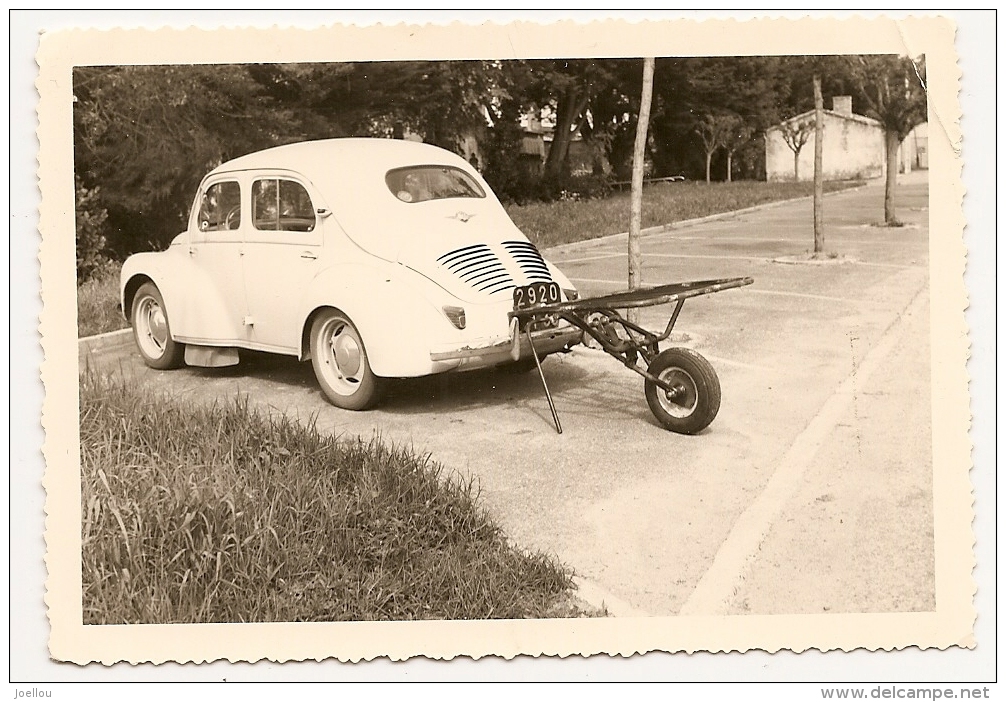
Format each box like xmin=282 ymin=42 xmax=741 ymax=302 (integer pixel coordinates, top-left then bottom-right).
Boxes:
xmin=437 ymin=244 xmax=515 ymax=294
xmin=502 ymin=241 xmax=553 ymax=282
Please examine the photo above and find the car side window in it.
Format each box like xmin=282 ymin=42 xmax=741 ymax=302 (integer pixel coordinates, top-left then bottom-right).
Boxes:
xmin=253 ymin=179 xmax=316 ymax=232
xmin=197 ymin=181 xmax=241 ymax=232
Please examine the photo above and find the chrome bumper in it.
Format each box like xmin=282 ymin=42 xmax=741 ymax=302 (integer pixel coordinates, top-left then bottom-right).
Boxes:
xmin=429 ymin=320 xmax=583 ymax=363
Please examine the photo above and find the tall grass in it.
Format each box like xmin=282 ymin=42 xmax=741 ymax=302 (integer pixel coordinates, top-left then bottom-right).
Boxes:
xmin=506 ymin=180 xmax=864 ymax=249
xmin=80 ymin=373 xmax=579 ymax=623
xmin=77 ymin=261 xmax=124 ymax=338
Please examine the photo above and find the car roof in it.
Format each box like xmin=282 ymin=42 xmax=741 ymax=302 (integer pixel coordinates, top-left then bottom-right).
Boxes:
xmin=203 ymin=137 xmax=508 ymax=264
xmin=208 ymin=137 xmax=466 ymax=180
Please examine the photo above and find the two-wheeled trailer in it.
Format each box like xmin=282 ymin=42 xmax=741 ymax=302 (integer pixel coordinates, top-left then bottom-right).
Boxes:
xmin=509 ymin=277 xmax=754 ymax=434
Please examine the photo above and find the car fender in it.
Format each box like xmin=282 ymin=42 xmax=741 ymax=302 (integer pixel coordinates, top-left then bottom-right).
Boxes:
xmin=120 ymin=250 xmax=182 ymax=320
xmin=120 ymin=245 xmax=241 ymax=343
xmin=298 ymin=262 xmax=451 ymax=377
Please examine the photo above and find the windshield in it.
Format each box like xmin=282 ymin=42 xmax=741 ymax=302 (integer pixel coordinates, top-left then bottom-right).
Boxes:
xmin=386 ymin=166 xmax=486 ymax=204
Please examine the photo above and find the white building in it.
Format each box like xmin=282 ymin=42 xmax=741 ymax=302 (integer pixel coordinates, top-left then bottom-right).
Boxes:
xmin=765 ymin=96 xmax=887 ymax=182
xmin=900 ymin=122 xmax=929 ymax=172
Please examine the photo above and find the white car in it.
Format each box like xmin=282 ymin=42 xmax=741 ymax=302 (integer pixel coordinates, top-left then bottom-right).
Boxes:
xmin=120 ymin=138 xmax=582 ymax=409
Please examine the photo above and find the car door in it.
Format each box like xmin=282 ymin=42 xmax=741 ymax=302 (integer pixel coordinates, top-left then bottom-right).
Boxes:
xmin=179 ymin=177 xmax=250 ymax=345
xmin=240 ymin=173 xmax=323 ymax=353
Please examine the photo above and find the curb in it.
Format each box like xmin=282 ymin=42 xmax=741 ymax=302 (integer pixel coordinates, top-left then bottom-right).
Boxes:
xmin=541 ymin=181 xmax=874 ymax=258
xmin=771 ymin=254 xmax=858 ymax=266
xmin=78 ymin=327 xmax=132 ymax=356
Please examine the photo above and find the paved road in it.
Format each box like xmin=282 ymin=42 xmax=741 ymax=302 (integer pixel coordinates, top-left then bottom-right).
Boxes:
xmin=87 ymin=172 xmax=933 ymax=617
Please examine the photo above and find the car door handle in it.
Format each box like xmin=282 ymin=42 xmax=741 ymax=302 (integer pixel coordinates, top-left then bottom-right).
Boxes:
xmin=300 ymin=250 xmax=318 ymax=260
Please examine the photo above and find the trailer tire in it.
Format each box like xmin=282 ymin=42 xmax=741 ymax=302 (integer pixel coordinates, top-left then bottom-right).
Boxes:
xmin=644 ymin=347 xmax=721 ymax=434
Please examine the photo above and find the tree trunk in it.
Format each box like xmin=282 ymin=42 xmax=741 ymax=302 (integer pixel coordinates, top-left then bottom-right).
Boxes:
xmin=793 ymin=150 xmax=800 ymax=181
xmin=705 ymin=151 xmax=712 ymax=183
xmin=627 ymin=58 xmax=655 ymax=325
xmin=813 ymin=74 xmax=824 ymax=254
xmin=544 ymin=87 xmax=588 ymax=180
xmin=726 ymin=151 xmax=733 ymax=183
xmin=884 ymin=129 xmax=900 ymax=225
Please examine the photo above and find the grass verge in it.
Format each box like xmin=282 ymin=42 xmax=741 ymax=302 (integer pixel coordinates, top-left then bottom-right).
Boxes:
xmin=77 ymin=261 xmax=124 ymax=338
xmin=506 ymin=180 xmax=865 ymax=249
xmin=80 ymin=372 xmax=586 ymax=623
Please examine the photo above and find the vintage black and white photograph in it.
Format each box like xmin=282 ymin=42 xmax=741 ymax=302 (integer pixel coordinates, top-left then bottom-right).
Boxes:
xmin=35 ymin=15 xmax=975 ymax=665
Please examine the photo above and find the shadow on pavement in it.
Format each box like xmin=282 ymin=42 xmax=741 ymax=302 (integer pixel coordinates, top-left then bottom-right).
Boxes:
xmin=187 ymin=348 xmax=596 ymax=417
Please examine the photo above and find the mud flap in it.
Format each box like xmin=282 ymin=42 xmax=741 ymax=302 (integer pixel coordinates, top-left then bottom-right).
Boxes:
xmin=184 ymin=345 xmax=240 ymax=368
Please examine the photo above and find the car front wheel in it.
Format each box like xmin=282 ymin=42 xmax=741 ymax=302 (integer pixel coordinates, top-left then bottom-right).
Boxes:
xmin=131 ymin=282 xmax=185 ymax=370
xmin=310 ymin=309 xmax=380 ymax=410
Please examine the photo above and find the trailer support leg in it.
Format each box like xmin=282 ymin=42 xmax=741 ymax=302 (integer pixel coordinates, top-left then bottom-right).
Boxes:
xmin=526 ymin=327 xmax=562 ymax=434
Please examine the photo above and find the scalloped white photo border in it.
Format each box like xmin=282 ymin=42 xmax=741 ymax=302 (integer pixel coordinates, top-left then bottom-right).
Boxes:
xmin=34 ymin=14 xmax=973 ymax=665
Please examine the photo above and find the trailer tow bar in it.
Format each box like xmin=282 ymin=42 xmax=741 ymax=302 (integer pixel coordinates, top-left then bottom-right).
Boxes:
xmin=510 ymin=277 xmax=754 ymax=434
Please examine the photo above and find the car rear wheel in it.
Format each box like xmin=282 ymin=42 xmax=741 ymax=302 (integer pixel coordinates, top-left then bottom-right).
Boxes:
xmin=310 ymin=309 xmax=380 ymax=410
xmin=131 ymin=282 xmax=185 ymax=370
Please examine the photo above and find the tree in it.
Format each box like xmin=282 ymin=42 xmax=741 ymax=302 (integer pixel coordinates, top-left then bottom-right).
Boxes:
xmin=583 ymin=70 xmax=645 ymax=178
xmin=628 ymin=58 xmax=655 ymax=325
xmin=479 ymin=91 xmax=531 ymax=200
xmin=74 ymin=176 xmax=110 ymax=282
xmin=73 ymin=64 xmax=306 ymax=254
xmin=72 ymin=61 xmax=511 ymax=254
xmin=850 ymin=55 xmax=927 ymax=225
xmin=300 ymin=60 xmax=508 ymax=148
xmin=813 ymin=74 xmax=825 ymax=253
xmin=723 ymin=122 xmax=754 ymax=183
xmin=648 ymin=56 xmax=790 ymax=180
xmin=545 ymin=77 xmax=591 ymax=179
xmin=778 ymin=117 xmax=815 ymax=181
xmin=520 ymin=59 xmax=630 ymax=180
xmin=695 ymin=113 xmax=741 ymax=183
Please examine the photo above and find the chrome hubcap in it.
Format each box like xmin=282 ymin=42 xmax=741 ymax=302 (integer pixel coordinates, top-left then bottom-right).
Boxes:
xmin=136 ymin=296 xmax=167 ymax=358
xmin=657 ymin=367 xmax=697 ymax=418
xmin=147 ymin=306 xmax=167 ymax=347
xmin=332 ymin=326 xmax=362 ymax=379
xmin=321 ymin=319 xmax=366 ymax=394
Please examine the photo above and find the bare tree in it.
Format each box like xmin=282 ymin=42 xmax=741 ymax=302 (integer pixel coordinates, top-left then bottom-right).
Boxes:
xmin=851 ymin=55 xmax=928 ymax=225
xmin=695 ymin=113 xmax=740 ymax=183
xmin=723 ymin=122 xmax=754 ymax=182
xmin=813 ymin=74 xmax=825 ymax=253
xmin=628 ymin=58 xmax=655 ymax=324
xmin=778 ymin=117 xmax=815 ymax=181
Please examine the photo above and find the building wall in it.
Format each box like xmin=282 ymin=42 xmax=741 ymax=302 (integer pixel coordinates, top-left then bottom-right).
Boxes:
xmin=766 ymin=113 xmax=885 ymax=182
xmin=903 ymin=122 xmax=928 ymax=171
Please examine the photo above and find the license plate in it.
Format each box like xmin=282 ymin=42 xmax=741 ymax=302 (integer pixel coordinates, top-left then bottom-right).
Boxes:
xmin=513 ymin=281 xmax=561 ymax=310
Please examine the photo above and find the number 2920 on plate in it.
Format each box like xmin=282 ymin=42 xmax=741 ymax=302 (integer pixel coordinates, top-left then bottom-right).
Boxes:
xmin=513 ymin=281 xmax=561 ymax=310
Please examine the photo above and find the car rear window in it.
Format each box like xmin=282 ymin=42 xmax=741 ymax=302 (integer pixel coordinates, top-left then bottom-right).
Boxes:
xmin=386 ymin=166 xmax=486 ymax=204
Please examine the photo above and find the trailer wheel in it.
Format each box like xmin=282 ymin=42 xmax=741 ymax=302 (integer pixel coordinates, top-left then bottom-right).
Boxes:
xmin=644 ymin=347 xmax=721 ymax=434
